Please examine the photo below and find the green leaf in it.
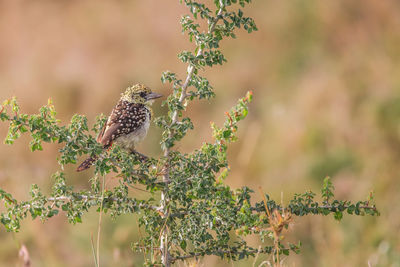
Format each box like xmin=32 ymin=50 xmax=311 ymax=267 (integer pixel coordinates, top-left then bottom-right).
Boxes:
xmin=180 ymin=240 xmax=187 ymax=250
xmin=334 ymin=211 xmax=343 ymax=221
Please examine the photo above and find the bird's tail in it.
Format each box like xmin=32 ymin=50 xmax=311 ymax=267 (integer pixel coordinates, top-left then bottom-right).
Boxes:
xmin=76 ymin=156 xmax=98 ymax=172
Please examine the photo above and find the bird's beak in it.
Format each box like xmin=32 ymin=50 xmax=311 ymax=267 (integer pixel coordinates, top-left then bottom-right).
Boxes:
xmin=146 ymin=92 xmax=163 ymax=100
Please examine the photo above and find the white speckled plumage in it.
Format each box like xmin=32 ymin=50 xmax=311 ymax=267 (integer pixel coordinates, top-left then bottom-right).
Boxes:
xmin=77 ymin=84 xmax=162 ymax=172
xmin=112 ymin=109 xmax=151 ymax=152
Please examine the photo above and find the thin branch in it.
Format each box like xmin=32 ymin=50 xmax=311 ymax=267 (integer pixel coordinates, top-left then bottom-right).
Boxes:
xmin=168 ymin=202 xmax=378 ymax=219
xmin=319 ymin=204 xmax=377 ymax=210
xmin=169 ymin=6 xmax=224 ymax=126
xmin=90 ymin=234 xmax=99 ymax=267
xmin=160 ymin=4 xmax=225 ymax=266
xmin=171 ymin=252 xmax=203 ymax=262
xmin=96 ymin=175 xmax=106 ymax=267
xmin=20 ymin=195 xmax=159 ymax=212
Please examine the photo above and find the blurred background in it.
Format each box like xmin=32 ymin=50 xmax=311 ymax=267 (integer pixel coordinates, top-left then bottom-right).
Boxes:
xmin=0 ymin=0 xmax=399 ymax=266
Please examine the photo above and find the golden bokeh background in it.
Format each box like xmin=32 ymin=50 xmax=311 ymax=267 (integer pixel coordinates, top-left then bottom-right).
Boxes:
xmin=0 ymin=1 xmax=399 ymax=266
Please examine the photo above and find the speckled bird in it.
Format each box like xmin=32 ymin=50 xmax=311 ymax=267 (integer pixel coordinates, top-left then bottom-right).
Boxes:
xmin=76 ymin=84 xmax=162 ymax=172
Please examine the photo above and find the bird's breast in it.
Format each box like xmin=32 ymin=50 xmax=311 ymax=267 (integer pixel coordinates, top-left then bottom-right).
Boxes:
xmin=114 ymin=112 xmax=150 ymax=151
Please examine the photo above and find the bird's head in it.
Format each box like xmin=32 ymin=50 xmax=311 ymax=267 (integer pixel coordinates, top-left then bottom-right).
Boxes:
xmin=121 ymin=84 xmax=162 ymax=105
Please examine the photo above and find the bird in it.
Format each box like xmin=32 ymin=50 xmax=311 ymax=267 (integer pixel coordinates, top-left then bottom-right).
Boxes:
xmin=76 ymin=84 xmax=162 ymax=172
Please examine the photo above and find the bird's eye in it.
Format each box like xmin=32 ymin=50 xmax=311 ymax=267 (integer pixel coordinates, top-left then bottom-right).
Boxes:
xmin=140 ymin=92 xmax=146 ymax=98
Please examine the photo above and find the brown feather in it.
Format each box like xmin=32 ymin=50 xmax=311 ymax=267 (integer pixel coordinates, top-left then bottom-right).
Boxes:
xmin=99 ymin=122 xmax=121 ymax=148
xmin=97 ymin=100 xmax=148 ymax=148
xmin=76 ymin=156 xmax=97 ymax=172
xmin=96 ymin=122 xmax=107 ymax=143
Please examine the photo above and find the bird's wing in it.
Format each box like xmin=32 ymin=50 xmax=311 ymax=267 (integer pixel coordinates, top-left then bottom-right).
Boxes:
xmin=96 ymin=121 xmax=107 ymax=143
xmin=99 ymin=123 xmax=121 ymax=147
xmin=98 ymin=101 xmax=148 ymax=148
